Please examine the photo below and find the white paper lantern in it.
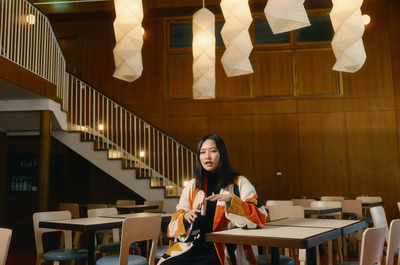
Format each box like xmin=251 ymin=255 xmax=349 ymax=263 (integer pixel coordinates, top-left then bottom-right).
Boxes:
xmin=220 ymin=0 xmax=254 ymax=77
xmin=264 ymin=0 xmax=311 ymax=34
xmin=330 ymin=0 xmax=366 ymax=73
xmin=193 ymin=8 xmax=215 ymax=99
xmin=112 ymin=0 xmax=144 ymax=82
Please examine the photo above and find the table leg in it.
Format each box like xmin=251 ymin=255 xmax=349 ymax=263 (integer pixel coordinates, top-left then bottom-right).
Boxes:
xmin=271 ymin=247 xmax=280 ymax=265
xmin=88 ymin=231 xmax=95 ymax=265
xmin=307 ymin=246 xmax=317 ymax=265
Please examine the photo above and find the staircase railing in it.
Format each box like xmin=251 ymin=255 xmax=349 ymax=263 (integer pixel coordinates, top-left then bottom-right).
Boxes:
xmin=0 ymin=0 xmax=196 ymax=197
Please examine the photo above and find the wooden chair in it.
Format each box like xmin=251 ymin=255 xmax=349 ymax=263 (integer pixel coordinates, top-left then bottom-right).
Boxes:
xmin=337 ymin=225 xmax=386 ymax=265
xmin=59 ymin=202 xmax=82 ymax=248
xmin=143 ymin=200 xmax=164 ymax=213
xmin=340 ymin=199 xmax=364 ymax=256
xmin=96 ymin=215 xmax=162 ymax=265
xmin=385 ymin=219 xmax=400 ymax=265
xmin=0 ymin=228 xmax=12 ymax=265
xmin=370 ymin=206 xmax=394 ymax=261
xmin=291 ymin=198 xmax=315 ymax=207
xmin=33 ymin=211 xmax=88 ymax=265
xmin=87 ymin=203 xmax=108 ymax=210
xmin=266 ymin=200 xmax=293 ymax=206
xmin=256 ymin=205 xmax=304 ymax=265
xmin=115 ymin=200 xmax=136 ymax=206
xmin=321 ymin=196 xmax=345 ymax=201
xmin=356 ymin=196 xmax=383 ymax=221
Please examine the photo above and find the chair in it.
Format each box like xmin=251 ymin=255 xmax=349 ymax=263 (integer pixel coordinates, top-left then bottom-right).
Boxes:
xmin=340 ymin=200 xmax=364 ymax=256
xmin=87 ymin=204 xmax=108 ymax=210
xmin=33 ymin=211 xmax=88 ymax=265
xmin=143 ymin=200 xmax=164 ymax=213
xmin=385 ymin=219 xmax=400 ymax=265
xmin=96 ymin=215 xmax=162 ymax=265
xmin=291 ymin=199 xmax=315 ymax=207
xmin=256 ymin=205 xmax=304 ymax=265
xmin=115 ymin=200 xmax=136 ymax=206
xmin=321 ymin=196 xmax=345 ymax=201
xmin=0 ymin=228 xmax=12 ymax=265
xmin=59 ymin=203 xmax=82 ymax=248
xmin=356 ymin=196 xmax=383 ymax=221
xmin=266 ymin=200 xmax=293 ymax=206
xmin=370 ymin=206 xmax=394 ymax=260
xmin=397 ymin=202 xmax=400 ymax=213
xmin=336 ymin=225 xmax=386 ymax=265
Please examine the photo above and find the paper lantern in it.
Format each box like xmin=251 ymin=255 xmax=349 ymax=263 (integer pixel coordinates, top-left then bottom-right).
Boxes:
xmin=330 ymin=0 xmax=366 ymax=73
xmin=112 ymin=0 xmax=144 ymax=82
xmin=220 ymin=0 xmax=253 ymax=77
xmin=264 ymin=0 xmax=310 ymax=34
xmin=193 ymin=8 xmax=216 ymax=99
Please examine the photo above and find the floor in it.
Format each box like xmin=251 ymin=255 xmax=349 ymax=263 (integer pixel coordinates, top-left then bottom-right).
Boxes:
xmin=5 ymin=243 xmax=360 ymax=265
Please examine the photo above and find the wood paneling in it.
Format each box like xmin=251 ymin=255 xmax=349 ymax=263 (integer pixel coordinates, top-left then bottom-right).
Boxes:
xmin=296 ymin=49 xmax=339 ymax=96
xmin=253 ymin=51 xmax=294 ymax=97
xmin=298 ymin=112 xmax=349 ymax=197
xmin=166 ymin=54 xmax=193 ymax=99
xmin=253 ymin=114 xmax=300 ymax=202
xmin=346 ymin=111 xmax=400 ymax=221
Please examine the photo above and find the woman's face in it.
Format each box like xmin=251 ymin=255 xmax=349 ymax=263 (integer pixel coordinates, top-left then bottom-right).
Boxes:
xmin=199 ymin=139 xmax=220 ymax=173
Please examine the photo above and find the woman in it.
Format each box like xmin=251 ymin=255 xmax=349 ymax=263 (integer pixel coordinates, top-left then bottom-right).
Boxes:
xmin=158 ymin=134 xmax=267 ymax=265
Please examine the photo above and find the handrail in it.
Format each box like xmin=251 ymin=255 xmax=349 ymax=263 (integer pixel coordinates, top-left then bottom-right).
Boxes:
xmin=0 ymin=0 xmax=195 ymax=196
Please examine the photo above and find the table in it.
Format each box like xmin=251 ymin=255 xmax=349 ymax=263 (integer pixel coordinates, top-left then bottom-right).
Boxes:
xmin=39 ymin=213 xmax=165 ymax=265
xmin=303 ymin=207 xmax=342 ymax=216
xmin=206 ymin=218 xmax=366 ymax=265
xmin=112 ymin=204 xmax=159 ymax=213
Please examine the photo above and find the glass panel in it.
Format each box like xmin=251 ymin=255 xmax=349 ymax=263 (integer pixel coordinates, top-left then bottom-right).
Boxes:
xmin=297 ymin=17 xmax=332 ymax=42
xmin=255 ymin=20 xmax=290 ymax=44
xmin=170 ymin=24 xmax=192 ymax=48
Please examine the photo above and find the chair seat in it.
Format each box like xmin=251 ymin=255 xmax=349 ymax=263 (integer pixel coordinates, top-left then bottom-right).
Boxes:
xmin=96 ymin=254 xmax=147 ymax=265
xmin=256 ymin=254 xmax=295 ymax=265
xmin=43 ymin=248 xmax=88 ymax=261
xmin=97 ymin=242 xmax=139 ymax=253
xmin=155 ymin=245 xmax=169 ymax=259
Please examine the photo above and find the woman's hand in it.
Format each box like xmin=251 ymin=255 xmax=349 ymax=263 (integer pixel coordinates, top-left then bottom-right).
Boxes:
xmin=184 ymin=204 xmax=201 ymax=224
xmin=206 ymin=192 xmax=233 ymax=202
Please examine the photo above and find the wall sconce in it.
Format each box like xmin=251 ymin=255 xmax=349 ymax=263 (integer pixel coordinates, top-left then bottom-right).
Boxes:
xmin=192 ymin=5 xmax=215 ymax=99
xmin=98 ymin=124 xmax=104 ymax=131
xmin=112 ymin=0 xmax=144 ymax=82
xmin=140 ymin=151 xmax=145 ymax=157
xmin=330 ymin=0 xmax=366 ymax=73
xmin=26 ymin=14 xmax=36 ymax=25
xmin=264 ymin=0 xmax=310 ymax=34
xmin=220 ymin=0 xmax=254 ymax=77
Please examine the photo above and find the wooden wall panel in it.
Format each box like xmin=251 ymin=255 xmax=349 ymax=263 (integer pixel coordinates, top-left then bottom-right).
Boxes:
xmin=166 ymin=54 xmax=193 ymax=99
xmin=344 ymin=4 xmax=394 ymax=98
xmin=346 ymin=111 xmax=400 ymax=221
xmin=216 ymin=52 xmax=250 ymax=98
xmin=253 ymin=114 xmax=300 ymax=202
xmin=208 ymin=115 xmax=254 ymax=181
xmin=298 ymin=112 xmax=349 ymax=197
xmin=296 ymin=49 xmax=339 ymax=96
xmin=253 ymin=51 xmax=294 ymax=97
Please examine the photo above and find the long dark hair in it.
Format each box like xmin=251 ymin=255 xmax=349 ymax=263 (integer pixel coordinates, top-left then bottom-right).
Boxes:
xmin=195 ymin=134 xmax=240 ymax=190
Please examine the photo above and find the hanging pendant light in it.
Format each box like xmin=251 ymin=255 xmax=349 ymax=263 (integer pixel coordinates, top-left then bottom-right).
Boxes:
xmin=112 ymin=0 xmax=144 ymax=82
xmin=192 ymin=4 xmax=216 ymax=99
xmin=220 ymin=0 xmax=253 ymax=77
xmin=330 ymin=0 xmax=366 ymax=73
xmin=264 ymin=0 xmax=311 ymax=34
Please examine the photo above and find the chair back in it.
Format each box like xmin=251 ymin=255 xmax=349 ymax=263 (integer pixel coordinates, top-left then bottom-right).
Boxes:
xmin=341 ymin=199 xmax=363 ymax=220
xmin=120 ymin=215 xmax=162 ymax=265
xmin=116 ymin=200 xmax=136 ymax=206
xmin=397 ymin=202 xmax=400 ymax=213
xmin=266 ymin=200 xmax=293 ymax=206
xmin=0 ymin=228 xmax=12 ymax=265
xmin=268 ymin=205 xmax=304 ymax=221
xmin=87 ymin=207 xmax=120 ymax=242
xmin=385 ymin=219 xmax=400 ymax=265
xmin=144 ymin=200 xmax=164 ymax=213
xmin=320 ymin=196 xmax=344 ymax=201
xmin=356 ymin=196 xmax=382 ymax=203
xmin=291 ymin=199 xmax=315 ymax=207
xmin=86 ymin=203 xmax=107 ymax=210
xmin=311 ymin=200 xmax=342 ymax=208
xmin=59 ymin=203 xmax=80 ymax=218
xmin=359 ymin=225 xmax=386 ymax=265
xmin=370 ymin=206 xmax=389 ymax=242
xmin=32 ymin=211 xmax=73 ymax=264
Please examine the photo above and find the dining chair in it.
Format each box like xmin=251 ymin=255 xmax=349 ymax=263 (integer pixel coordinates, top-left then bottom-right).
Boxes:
xmin=336 ymin=225 xmax=386 ymax=265
xmin=397 ymin=202 xmax=400 ymax=213
xmin=143 ymin=200 xmax=166 ymax=259
xmin=370 ymin=206 xmax=395 ymax=260
xmin=115 ymin=200 xmax=136 ymax=206
xmin=256 ymin=205 xmax=304 ymax=265
xmin=385 ymin=219 xmax=400 ymax=265
xmin=356 ymin=196 xmax=383 ymax=221
xmin=33 ymin=211 xmax=88 ymax=265
xmin=320 ymin=196 xmax=345 ymax=201
xmin=266 ymin=200 xmax=293 ymax=206
xmin=340 ymin=199 xmax=364 ymax=257
xmin=291 ymin=199 xmax=315 ymax=207
xmin=0 ymin=228 xmax=12 ymax=265
xmin=59 ymin=202 xmax=82 ymax=248
xmin=143 ymin=200 xmax=163 ymax=213
xmin=96 ymin=215 xmax=162 ymax=265
xmin=87 ymin=204 xmax=108 ymax=210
